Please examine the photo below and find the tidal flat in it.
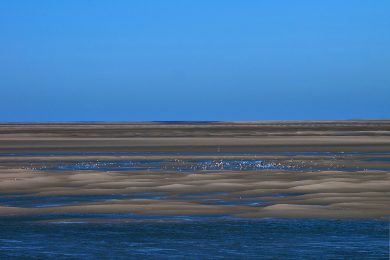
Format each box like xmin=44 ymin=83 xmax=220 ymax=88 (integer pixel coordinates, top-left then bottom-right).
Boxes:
xmin=0 ymin=121 xmax=389 ymax=258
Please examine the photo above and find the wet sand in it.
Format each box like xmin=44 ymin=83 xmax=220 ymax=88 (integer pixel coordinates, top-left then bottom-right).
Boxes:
xmin=1 ymin=120 xmax=390 ymax=153
xmin=0 ymin=121 xmax=389 ymax=220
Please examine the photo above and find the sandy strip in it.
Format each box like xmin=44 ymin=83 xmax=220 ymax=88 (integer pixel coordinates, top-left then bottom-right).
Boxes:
xmin=0 ymin=168 xmax=389 ymax=219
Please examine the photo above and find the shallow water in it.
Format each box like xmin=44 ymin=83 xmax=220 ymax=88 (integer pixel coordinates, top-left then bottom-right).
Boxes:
xmin=37 ymin=159 xmax=285 ymax=172
xmin=0 ymin=193 xmax=167 ymax=208
xmin=0 ymin=191 xmax=278 ymax=208
xmin=0 ymin=151 xmax=384 ymax=171
xmin=34 ymin=159 xmax=390 ymax=172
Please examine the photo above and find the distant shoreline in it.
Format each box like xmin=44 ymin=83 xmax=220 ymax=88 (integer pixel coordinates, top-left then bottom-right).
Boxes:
xmin=1 ymin=119 xmax=389 ymax=124
xmin=1 ymin=120 xmax=389 ymax=153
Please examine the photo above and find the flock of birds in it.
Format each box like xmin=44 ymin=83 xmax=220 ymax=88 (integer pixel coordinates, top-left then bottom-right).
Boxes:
xmin=35 ymin=159 xmax=296 ymax=172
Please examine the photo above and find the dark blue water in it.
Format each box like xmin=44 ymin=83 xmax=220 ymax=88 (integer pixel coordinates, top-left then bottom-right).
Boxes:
xmin=0 ymin=218 xmax=388 ymax=259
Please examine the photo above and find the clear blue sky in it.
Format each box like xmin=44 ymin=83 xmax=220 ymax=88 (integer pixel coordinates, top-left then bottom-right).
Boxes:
xmin=1 ymin=0 xmax=389 ymax=121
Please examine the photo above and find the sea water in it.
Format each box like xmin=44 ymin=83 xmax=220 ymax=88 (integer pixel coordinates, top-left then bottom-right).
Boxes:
xmin=0 ymin=218 xmax=388 ymax=259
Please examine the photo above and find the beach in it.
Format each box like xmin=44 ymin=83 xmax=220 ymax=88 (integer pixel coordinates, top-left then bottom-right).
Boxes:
xmin=0 ymin=121 xmax=389 ymax=220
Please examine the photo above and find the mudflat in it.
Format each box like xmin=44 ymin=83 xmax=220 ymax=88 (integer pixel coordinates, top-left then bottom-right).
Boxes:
xmin=0 ymin=121 xmax=389 ymax=220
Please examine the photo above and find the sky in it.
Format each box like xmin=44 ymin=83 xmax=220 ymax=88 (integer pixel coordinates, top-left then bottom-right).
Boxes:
xmin=1 ymin=0 xmax=389 ymax=122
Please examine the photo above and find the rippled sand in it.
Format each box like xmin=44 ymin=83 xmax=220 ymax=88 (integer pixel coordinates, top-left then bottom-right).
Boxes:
xmin=0 ymin=167 xmax=389 ymax=219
